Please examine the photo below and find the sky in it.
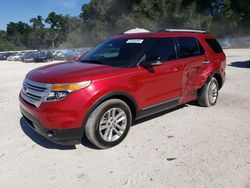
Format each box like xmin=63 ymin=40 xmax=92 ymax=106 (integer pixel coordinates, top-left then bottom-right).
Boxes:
xmin=0 ymin=0 xmax=90 ymax=30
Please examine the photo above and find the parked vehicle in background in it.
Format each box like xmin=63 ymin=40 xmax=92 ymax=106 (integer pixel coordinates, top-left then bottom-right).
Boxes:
xmin=20 ymin=29 xmax=226 ymax=149
xmin=73 ymin=51 xmax=86 ymax=61
xmin=53 ymin=50 xmax=65 ymax=60
xmin=22 ymin=52 xmax=36 ymax=63
xmin=4 ymin=52 xmax=14 ymax=59
xmin=0 ymin=53 xmax=7 ymax=60
xmin=7 ymin=53 xmax=24 ymax=61
xmin=1 ymin=49 xmax=92 ymax=63
xmin=52 ymin=49 xmax=92 ymax=61
xmin=34 ymin=51 xmax=52 ymax=62
xmin=63 ymin=50 xmax=82 ymax=61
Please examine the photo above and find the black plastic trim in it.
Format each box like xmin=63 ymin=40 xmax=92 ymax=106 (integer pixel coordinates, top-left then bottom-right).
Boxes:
xmin=137 ymin=98 xmax=180 ymax=119
xmin=212 ymin=71 xmax=225 ymax=89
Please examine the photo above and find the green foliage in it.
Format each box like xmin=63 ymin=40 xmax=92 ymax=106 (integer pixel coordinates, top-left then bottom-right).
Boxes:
xmin=1 ymin=12 xmax=70 ymax=51
xmin=0 ymin=30 xmax=15 ymax=51
xmin=28 ymin=16 xmax=46 ymax=49
xmin=76 ymin=0 xmax=214 ymax=43
xmin=6 ymin=21 xmax=31 ymax=49
xmin=30 ymin=16 xmax=45 ymax=29
xmin=0 ymin=0 xmax=250 ymax=51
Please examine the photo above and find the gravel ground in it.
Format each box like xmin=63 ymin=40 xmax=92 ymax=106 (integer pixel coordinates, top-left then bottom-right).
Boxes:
xmin=0 ymin=49 xmax=250 ymax=188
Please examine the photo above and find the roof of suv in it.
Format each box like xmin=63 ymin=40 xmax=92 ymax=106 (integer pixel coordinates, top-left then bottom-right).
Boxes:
xmin=113 ymin=31 xmax=214 ymax=39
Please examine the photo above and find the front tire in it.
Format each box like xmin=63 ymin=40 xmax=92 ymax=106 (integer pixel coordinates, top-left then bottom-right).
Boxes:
xmin=198 ymin=77 xmax=219 ymax=107
xmin=85 ymin=99 xmax=132 ymax=149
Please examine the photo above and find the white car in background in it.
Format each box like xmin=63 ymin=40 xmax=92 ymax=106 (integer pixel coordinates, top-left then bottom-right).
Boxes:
xmin=7 ymin=53 xmax=24 ymax=61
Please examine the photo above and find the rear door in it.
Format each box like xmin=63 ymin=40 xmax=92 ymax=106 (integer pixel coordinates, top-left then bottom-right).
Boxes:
xmin=175 ymin=37 xmax=206 ymax=98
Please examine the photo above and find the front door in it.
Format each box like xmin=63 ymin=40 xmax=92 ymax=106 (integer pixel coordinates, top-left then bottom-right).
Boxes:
xmin=134 ymin=38 xmax=184 ymax=109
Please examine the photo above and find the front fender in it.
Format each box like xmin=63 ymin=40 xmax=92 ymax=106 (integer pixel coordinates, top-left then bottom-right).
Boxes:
xmin=81 ymin=86 xmax=138 ymax=128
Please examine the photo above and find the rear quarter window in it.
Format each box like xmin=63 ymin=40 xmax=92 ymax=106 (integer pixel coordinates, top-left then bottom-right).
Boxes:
xmin=205 ymin=39 xmax=223 ymax=53
xmin=177 ymin=37 xmax=205 ymax=58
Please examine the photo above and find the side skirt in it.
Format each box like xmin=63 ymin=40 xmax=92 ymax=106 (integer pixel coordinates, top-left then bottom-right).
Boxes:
xmin=136 ymin=98 xmax=180 ymax=120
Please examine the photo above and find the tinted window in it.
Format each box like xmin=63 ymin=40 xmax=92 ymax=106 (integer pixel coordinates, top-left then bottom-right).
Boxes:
xmin=198 ymin=41 xmax=205 ymax=55
xmin=205 ymin=39 xmax=223 ymax=53
xmin=145 ymin=38 xmax=176 ymax=62
xmin=177 ymin=37 xmax=204 ymax=58
xmin=80 ymin=38 xmax=150 ymax=67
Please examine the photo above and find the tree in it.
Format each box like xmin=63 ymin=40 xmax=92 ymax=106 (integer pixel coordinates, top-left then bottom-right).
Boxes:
xmin=1 ymin=0 xmax=250 ymax=51
xmin=44 ymin=12 xmax=69 ymax=48
xmin=30 ymin=15 xmax=45 ymax=29
xmin=44 ymin=28 xmax=60 ymax=49
xmin=45 ymin=12 xmax=68 ymax=31
xmin=0 ymin=30 xmax=15 ymax=51
xmin=28 ymin=16 xmax=46 ymax=49
xmin=229 ymin=0 xmax=250 ymax=33
xmin=6 ymin=21 xmax=31 ymax=48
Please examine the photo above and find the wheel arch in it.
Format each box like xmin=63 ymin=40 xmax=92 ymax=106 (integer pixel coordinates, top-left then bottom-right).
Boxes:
xmin=212 ymin=72 xmax=223 ymax=89
xmin=82 ymin=91 xmax=138 ymax=129
xmin=198 ymin=71 xmax=223 ymax=97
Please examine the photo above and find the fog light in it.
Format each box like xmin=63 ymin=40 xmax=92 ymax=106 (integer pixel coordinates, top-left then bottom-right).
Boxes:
xmin=47 ymin=130 xmax=56 ymax=137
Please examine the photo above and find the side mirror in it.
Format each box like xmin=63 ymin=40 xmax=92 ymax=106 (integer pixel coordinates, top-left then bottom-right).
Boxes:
xmin=139 ymin=56 xmax=162 ymax=67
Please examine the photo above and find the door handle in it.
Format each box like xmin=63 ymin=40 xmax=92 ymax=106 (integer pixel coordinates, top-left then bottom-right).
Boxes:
xmin=151 ymin=61 xmax=162 ymax=66
xmin=203 ymin=60 xmax=210 ymax=64
xmin=171 ymin=66 xmax=180 ymax=72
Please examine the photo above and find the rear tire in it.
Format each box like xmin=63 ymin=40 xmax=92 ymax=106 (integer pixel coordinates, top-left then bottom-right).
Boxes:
xmin=198 ymin=77 xmax=219 ymax=107
xmin=85 ymin=99 xmax=132 ymax=149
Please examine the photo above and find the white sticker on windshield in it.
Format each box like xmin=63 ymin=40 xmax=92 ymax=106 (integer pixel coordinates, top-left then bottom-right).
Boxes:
xmin=126 ymin=39 xmax=144 ymax=44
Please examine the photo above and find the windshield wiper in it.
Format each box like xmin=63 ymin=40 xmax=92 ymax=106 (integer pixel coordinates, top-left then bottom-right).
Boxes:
xmin=80 ymin=59 xmax=104 ymax=65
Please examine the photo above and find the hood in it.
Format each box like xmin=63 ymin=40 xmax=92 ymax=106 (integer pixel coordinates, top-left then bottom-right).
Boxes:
xmin=27 ymin=61 xmax=124 ymax=83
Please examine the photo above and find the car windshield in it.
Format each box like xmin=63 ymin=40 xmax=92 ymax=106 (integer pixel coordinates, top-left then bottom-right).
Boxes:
xmin=79 ymin=38 xmax=150 ymax=67
xmin=24 ymin=53 xmax=35 ymax=58
xmin=37 ymin=51 xmax=46 ymax=56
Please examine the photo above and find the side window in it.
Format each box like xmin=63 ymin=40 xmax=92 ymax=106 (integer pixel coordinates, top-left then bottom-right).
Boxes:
xmin=205 ymin=39 xmax=223 ymax=53
xmin=198 ymin=40 xmax=205 ymax=55
xmin=177 ymin=37 xmax=204 ymax=58
xmin=145 ymin=38 xmax=176 ymax=62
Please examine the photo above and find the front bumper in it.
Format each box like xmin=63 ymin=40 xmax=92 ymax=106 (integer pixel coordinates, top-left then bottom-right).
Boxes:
xmin=19 ymin=89 xmax=92 ymax=145
xmin=20 ymin=106 xmax=83 ymax=145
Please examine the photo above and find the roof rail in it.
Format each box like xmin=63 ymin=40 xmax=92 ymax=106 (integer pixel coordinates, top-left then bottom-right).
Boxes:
xmin=158 ymin=29 xmax=207 ymax=34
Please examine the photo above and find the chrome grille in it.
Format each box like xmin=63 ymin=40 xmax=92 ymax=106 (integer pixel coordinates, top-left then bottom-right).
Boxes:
xmin=21 ymin=79 xmax=52 ymax=107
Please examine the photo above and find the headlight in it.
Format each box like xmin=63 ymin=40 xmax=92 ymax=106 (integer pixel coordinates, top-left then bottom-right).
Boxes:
xmin=46 ymin=81 xmax=91 ymax=101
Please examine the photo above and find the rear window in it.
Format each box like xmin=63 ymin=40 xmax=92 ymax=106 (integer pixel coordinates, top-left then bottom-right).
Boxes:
xmin=177 ymin=37 xmax=204 ymax=58
xmin=205 ymin=39 xmax=223 ymax=53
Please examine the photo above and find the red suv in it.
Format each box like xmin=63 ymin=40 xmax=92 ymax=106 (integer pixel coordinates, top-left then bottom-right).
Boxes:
xmin=19 ymin=29 xmax=226 ymax=148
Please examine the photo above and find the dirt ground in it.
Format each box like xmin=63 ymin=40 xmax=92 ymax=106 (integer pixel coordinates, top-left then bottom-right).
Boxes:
xmin=0 ymin=49 xmax=250 ymax=188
